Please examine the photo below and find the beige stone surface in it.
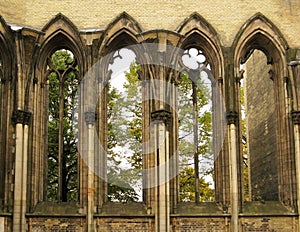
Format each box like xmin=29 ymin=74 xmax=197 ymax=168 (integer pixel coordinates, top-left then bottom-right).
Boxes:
xmin=0 ymin=0 xmax=299 ymax=47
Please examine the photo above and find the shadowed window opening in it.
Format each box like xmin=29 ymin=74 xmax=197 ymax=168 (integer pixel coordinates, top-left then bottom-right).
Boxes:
xmin=240 ymin=49 xmax=278 ymax=202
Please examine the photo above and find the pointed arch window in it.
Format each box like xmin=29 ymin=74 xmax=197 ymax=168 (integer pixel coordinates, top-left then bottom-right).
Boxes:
xmin=240 ymin=49 xmax=278 ymax=201
xmin=46 ymin=49 xmax=79 ymax=202
xmin=105 ymin=48 xmax=143 ymax=202
xmin=178 ymin=47 xmax=215 ymax=203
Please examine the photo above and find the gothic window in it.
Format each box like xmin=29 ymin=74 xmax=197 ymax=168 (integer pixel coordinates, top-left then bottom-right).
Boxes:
xmin=178 ymin=48 xmax=214 ymax=202
xmin=106 ymin=48 xmax=142 ymax=202
xmin=46 ymin=49 xmax=79 ymax=202
xmin=240 ymin=49 xmax=278 ymax=201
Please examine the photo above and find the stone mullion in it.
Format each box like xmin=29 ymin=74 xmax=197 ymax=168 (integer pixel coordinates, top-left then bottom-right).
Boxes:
xmin=30 ymin=79 xmax=40 ymax=210
xmin=78 ymin=75 xmax=84 ymax=207
xmin=142 ymin=71 xmax=152 ymax=213
xmin=94 ymin=95 xmax=101 ymax=211
xmin=190 ymin=70 xmax=200 ymax=204
xmin=102 ymin=73 xmax=108 ymax=206
xmin=42 ymin=84 xmax=49 ymax=202
xmin=273 ymin=62 xmax=286 ymax=203
xmin=58 ymin=78 xmax=64 ymax=202
xmin=170 ymin=78 xmax=178 ymax=213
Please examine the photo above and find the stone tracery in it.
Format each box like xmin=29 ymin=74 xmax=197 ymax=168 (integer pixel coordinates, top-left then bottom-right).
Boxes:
xmin=0 ymin=10 xmax=298 ymax=232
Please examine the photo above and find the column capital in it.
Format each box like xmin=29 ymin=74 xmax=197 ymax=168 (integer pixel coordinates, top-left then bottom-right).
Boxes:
xmin=151 ymin=109 xmax=171 ymax=125
xmin=85 ymin=112 xmax=97 ymax=125
xmin=289 ymin=60 xmax=300 ymax=66
xmin=226 ymin=111 xmax=238 ymax=125
xmin=12 ymin=110 xmax=32 ymax=125
xmin=292 ymin=111 xmax=300 ymax=124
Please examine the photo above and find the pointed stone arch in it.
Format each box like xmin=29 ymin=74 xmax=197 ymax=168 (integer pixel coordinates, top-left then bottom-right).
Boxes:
xmin=176 ymin=12 xmax=224 ymax=81
xmin=233 ymin=13 xmax=296 ymax=209
xmin=175 ymin=13 xmax=228 ymax=207
xmin=233 ymin=12 xmax=288 ymax=70
xmin=98 ymin=12 xmax=143 ymax=57
xmin=27 ymin=13 xmax=87 ymax=209
xmin=94 ymin=12 xmax=146 ymax=211
xmin=36 ymin=13 xmax=86 ymax=80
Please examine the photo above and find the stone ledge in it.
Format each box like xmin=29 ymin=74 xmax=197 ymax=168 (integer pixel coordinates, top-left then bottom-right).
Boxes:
xmin=241 ymin=201 xmax=296 ymax=216
xmin=98 ymin=202 xmax=148 ymax=216
xmin=28 ymin=202 xmax=82 ymax=216
xmin=176 ymin=202 xmax=224 ymax=215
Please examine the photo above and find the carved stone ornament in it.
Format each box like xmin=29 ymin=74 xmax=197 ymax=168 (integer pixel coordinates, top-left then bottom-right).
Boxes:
xmin=292 ymin=111 xmax=300 ymax=124
xmin=151 ymin=109 xmax=172 ymax=125
xmin=12 ymin=110 xmax=32 ymax=125
xmin=226 ymin=111 xmax=238 ymax=125
xmin=85 ymin=112 xmax=97 ymax=125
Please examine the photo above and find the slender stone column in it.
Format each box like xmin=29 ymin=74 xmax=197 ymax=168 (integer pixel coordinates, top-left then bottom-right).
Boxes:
xmin=85 ymin=112 xmax=96 ymax=232
xmin=292 ymin=111 xmax=300 ymax=227
xmin=226 ymin=111 xmax=239 ymax=232
xmin=151 ymin=110 xmax=171 ymax=232
xmin=12 ymin=110 xmax=31 ymax=232
xmin=289 ymin=59 xmax=300 ymax=229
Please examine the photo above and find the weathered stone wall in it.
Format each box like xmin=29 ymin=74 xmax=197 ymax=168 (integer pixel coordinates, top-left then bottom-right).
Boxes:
xmin=26 ymin=215 xmax=300 ymax=232
xmin=96 ymin=217 xmax=154 ymax=231
xmin=0 ymin=0 xmax=300 ymax=47
xmin=244 ymin=50 xmax=278 ymax=201
xmin=0 ymin=1 xmax=299 ymax=231
xmin=240 ymin=216 xmax=297 ymax=231
xmin=29 ymin=217 xmax=85 ymax=231
xmin=172 ymin=217 xmax=229 ymax=232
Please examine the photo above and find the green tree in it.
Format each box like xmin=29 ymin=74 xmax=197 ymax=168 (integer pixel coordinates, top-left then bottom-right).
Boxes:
xmin=47 ymin=49 xmax=78 ymax=202
xmin=180 ymin=167 xmax=214 ymax=202
xmin=106 ymin=62 xmax=214 ymax=202
xmin=106 ymin=62 xmax=141 ymax=202
xmin=178 ymin=71 xmax=214 ymax=202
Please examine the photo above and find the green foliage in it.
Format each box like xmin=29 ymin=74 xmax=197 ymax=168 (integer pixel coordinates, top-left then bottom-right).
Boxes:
xmin=47 ymin=49 xmax=78 ymax=202
xmin=179 ymin=167 xmax=214 ymax=202
xmin=178 ymin=71 xmax=214 ymax=202
xmin=106 ymin=62 xmax=141 ymax=202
